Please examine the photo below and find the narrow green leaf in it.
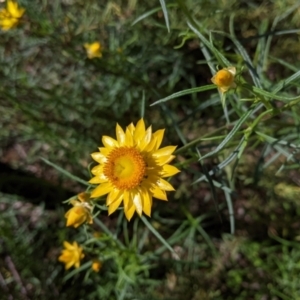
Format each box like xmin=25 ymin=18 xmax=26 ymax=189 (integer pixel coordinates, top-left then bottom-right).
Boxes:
xmin=187 ymin=22 xmax=231 ymax=67
xmin=199 ymin=110 xmax=253 ymax=160
xmin=41 ymin=157 xmax=89 ymax=186
xmin=272 ymin=70 xmax=300 ymax=94
xmin=131 ymin=7 xmax=162 ymax=26
xmin=159 ymin=0 xmax=170 ymax=32
xmin=131 ymin=4 xmax=177 ymax=26
xmin=244 ymin=84 xmax=300 ymax=102
xmin=151 ymin=85 xmax=216 ymax=106
xmin=141 ymin=216 xmax=178 ymax=257
xmin=229 ymin=15 xmax=261 ymax=88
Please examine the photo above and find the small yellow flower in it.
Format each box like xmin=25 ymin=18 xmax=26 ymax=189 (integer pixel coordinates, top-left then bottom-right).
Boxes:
xmin=58 ymin=241 xmax=85 ymax=270
xmin=84 ymin=42 xmax=102 ymax=59
xmin=89 ymin=118 xmax=180 ymax=221
xmin=211 ymin=66 xmax=236 ymax=94
xmin=0 ymin=1 xmax=25 ymax=31
xmin=65 ymin=192 xmax=93 ymax=228
xmin=91 ymin=259 xmax=102 ymax=272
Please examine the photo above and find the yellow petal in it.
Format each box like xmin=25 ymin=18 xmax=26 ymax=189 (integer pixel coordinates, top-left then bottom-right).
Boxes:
xmin=89 ymin=175 xmax=107 ymax=184
xmin=125 ymin=127 xmax=134 ymax=146
xmin=108 ymin=195 xmax=123 ymax=215
xmin=7 ymin=1 xmax=24 ymax=18
xmin=156 ymin=155 xmax=175 ymax=166
xmin=63 ymin=241 xmax=72 ymax=249
xmin=102 ymin=136 xmax=119 ymax=148
xmin=227 ymin=66 xmax=236 ymax=76
xmin=106 ymin=188 xmax=123 ymax=205
xmin=151 ymin=186 xmax=167 ymax=201
xmin=0 ymin=18 xmax=18 ymax=29
xmin=124 ymin=204 xmax=135 ymax=221
xmin=161 ymin=164 xmax=180 ymax=177
xmin=123 ymin=190 xmax=132 ymax=209
xmin=219 ymin=86 xmax=229 ymax=93
xmin=157 ymin=178 xmax=175 ymax=191
xmin=141 ymin=188 xmax=152 ymax=216
xmin=0 ymin=9 xmax=9 ymax=18
xmin=152 ymin=145 xmax=177 ymax=158
xmin=143 ymin=135 xmax=157 ymax=152
xmin=91 ymin=164 xmax=104 ymax=175
xmin=152 ymin=129 xmax=165 ymax=150
xmin=134 ymin=119 xmax=145 ymax=141
xmin=139 ymin=126 xmax=152 ymax=151
xmin=99 ymin=147 xmax=110 ymax=156
xmin=65 ymin=261 xmax=74 ymax=270
xmin=91 ymin=152 xmax=106 ymax=164
xmin=132 ymin=191 xmax=142 ymax=216
xmin=116 ymin=123 xmax=126 ymax=145
xmin=91 ymin=182 xmax=112 ymax=198
xmin=65 ymin=207 xmax=87 ymax=228
xmin=127 ymin=123 xmax=135 ymax=135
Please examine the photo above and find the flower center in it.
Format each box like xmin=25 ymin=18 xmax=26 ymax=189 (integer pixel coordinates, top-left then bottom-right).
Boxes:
xmin=103 ymin=147 xmax=146 ymax=190
xmin=215 ymin=69 xmax=233 ymax=86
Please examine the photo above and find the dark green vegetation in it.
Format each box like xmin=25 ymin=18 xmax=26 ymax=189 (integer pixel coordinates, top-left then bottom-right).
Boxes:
xmin=1 ymin=0 xmax=300 ymax=299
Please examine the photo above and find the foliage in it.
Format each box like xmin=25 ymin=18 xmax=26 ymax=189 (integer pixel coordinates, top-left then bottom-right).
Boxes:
xmin=1 ymin=0 xmax=300 ymax=299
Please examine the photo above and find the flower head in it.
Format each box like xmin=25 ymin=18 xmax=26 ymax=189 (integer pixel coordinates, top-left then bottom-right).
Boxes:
xmin=211 ymin=66 xmax=236 ymax=94
xmin=89 ymin=119 xmax=180 ymax=221
xmin=91 ymin=259 xmax=102 ymax=272
xmin=84 ymin=42 xmax=102 ymax=59
xmin=58 ymin=241 xmax=84 ymax=270
xmin=0 ymin=1 xmax=25 ymax=31
xmin=65 ymin=192 xmax=93 ymax=228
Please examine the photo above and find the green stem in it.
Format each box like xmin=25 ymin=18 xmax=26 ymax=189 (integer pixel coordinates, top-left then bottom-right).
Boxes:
xmin=175 ymin=125 xmax=227 ymax=155
xmin=140 ymin=216 xmax=178 ymax=257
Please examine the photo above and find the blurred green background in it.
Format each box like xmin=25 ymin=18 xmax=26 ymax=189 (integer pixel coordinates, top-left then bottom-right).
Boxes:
xmin=1 ymin=0 xmax=300 ymax=299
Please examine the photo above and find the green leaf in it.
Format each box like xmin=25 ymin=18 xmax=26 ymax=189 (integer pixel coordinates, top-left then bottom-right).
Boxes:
xmin=199 ymin=110 xmax=253 ymax=160
xmin=244 ymin=84 xmax=300 ymax=102
xmin=141 ymin=216 xmax=178 ymax=257
xmin=131 ymin=4 xmax=177 ymax=26
xmin=229 ymin=15 xmax=261 ymax=88
xmin=41 ymin=157 xmax=89 ymax=186
xmin=159 ymin=0 xmax=170 ymax=32
xmin=151 ymin=85 xmax=216 ymax=106
xmin=187 ymin=22 xmax=231 ymax=67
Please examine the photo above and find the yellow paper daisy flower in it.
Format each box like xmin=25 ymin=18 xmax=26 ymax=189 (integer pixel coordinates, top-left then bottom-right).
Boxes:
xmin=89 ymin=119 xmax=180 ymax=221
xmin=58 ymin=241 xmax=85 ymax=270
xmin=65 ymin=192 xmax=93 ymax=228
xmin=211 ymin=66 xmax=236 ymax=94
xmin=91 ymin=259 xmax=102 ymax=272
xmin=0 ymin=1 xmax=25 ymax=31
xmin=84 ymin=42 xmax=102 ymax=59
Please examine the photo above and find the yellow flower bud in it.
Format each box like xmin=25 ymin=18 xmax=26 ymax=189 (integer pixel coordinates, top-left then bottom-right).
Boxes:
xmin=0 ymin=1 xmax=25 ymax=31
xmin=211 ymin=66 xmax=236 ymax=94
xmin=91 ymin=260 xmax=102 ymax=272
xmin=58 ymin=241 xmax=84 ymax=270
xmin=84 ymin=42 xmax=102 ymax=59
xmin=64 ymin=192 xmax=93 ymax=228
xmin=65 ymin=206 xmax=92 ymax=228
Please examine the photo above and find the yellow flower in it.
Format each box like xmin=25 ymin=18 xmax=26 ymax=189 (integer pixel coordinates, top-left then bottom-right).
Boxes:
xmin=91 ymin=260 xmax=102 ymax=272
xmin=0 ymin=1 xmax=25 ymax=31
xmin=58 ymin=241 xmax=85 ymax=270
xmin=84 ymin=42 xmax=102 ymax=59
xmin=211 ymin=66 xmax=236 ymax=94
xmin=89 ymin=119 xmax=180 ymax=221
xmin=65 ymin=192 xmax=93 ymax=228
